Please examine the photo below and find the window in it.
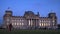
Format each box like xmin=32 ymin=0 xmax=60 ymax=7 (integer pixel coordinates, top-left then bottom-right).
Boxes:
xmin=20 ymin=19 xmax=21 ymax=21
xmin=12 ymin=23 xmax=14 ymax=25
xmin=45 ymin=23 xmax=47 ymax=26
xmin=44 ymin=20 xmax=45 ymax=22
xmin=53 ymin=20 xmax=55 ymax=23
xmin=41 ymin=20 xmax=44 ymax=22
xmin=17 ymin=23 xmax=19 ymax=25
xmin=20 ymin=23 xmax=21 ymax=25
xmin=53 ymin=23 xmax=54 ymax=25
xmin=44 ymin=23 xmax=46 ymax=26
xmin=46 ymin=20 xmax=47 ymax=22
xmin=22 ymin=19 xmax=24 ymax=21
xmin=39 ymin=23 xmax=41 ymax=26
xmin=7 ymin=23 xmax=9 ymax=25
xmin=31 ymin=22 xmax=33 ymax=26
xmin=42 ymin=23 xmax=43 ymax=26
xmin=7 ymin=18 xmax=9 ymax=21
xmin=49 ymin=20 xmax=50 ymax=23
xmin=22 ymin=23 xmax=24 ymax=25
xmin=41 ymin=20 xmax=43 ymax=22
xmin=48 ymin=23 xmax=50 ymax=26
xmin=39 ymin=20 xmax=41 ymax=23
xmin=15 ymin=19 xmax=16 ymax=21
xmin=19 ymin=23 xmax=24 ymax=26
xmin=15 ymin=23 xmax=16 ymax=25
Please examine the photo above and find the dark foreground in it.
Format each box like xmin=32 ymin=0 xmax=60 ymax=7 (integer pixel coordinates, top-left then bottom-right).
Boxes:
xmin=0 ymin=29 xmax=60 ymax=34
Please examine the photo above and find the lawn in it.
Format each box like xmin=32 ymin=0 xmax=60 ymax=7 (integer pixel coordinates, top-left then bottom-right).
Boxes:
xmin=0 ymin=29 xmax=60 ymax=34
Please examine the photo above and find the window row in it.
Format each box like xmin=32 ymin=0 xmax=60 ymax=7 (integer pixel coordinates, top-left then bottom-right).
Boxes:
xmin=12 ymin=23 xmax=24 ymax=26
xmin=39 ymin=23 xmax=50 ymax=26
xmin=11 ymin=19 xmax=24 ymax=22
xmin=39 ymin=20 xmax=51 ymax=23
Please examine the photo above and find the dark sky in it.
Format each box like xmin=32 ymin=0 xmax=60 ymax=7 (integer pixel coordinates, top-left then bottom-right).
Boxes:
xmin=0 ymin=0 xmax=60 ymax=24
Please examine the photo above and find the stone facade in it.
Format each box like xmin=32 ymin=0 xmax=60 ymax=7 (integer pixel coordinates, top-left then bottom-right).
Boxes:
xmin=3 ymin=9 xmax=57 ymax=29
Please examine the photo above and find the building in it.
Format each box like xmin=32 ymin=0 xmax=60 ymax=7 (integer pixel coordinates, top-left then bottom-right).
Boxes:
xmin=3 ymin=9 xmax=57 ymax=29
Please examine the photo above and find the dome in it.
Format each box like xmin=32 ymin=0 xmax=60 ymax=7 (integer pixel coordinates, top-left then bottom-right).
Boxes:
xmin=25 ymin=11 xmax=34 ymax=15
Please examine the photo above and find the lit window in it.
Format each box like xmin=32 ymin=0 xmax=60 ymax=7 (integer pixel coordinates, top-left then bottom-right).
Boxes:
xmin=17 ymin=23 xmax=19 ymax=25
xmin=45 ymin=23 xmax=48 ymax=26
xmin=15 ymin=23 xmax=16 ymax=25
xmin=7 ymin=18 xmax=9 ymax=21
xmin=7 ymin=23 xmax=9 ymax=25
xmin=12 ymin=23 xmax=14 ymax=25
xmin=22 ymin=23 xmax=24 ymax=25
xmin=39 ymin=23 xmax=41 ymax=26
xmin=48 ymin=23 xmax=50 ymax=26
xmin=42 ymin=23 xmax=43 ymax=26
xmin=53 ymin=23 xmax=54 ymax=25
xmin=44 ymin=23 xmax=46 ymax=26
xmin=19 ymin=23 xmax=24 ymax=26
xmin=53 ymin=20 xmax=55 ymax=22
xmin=20 ymin=23 xmax=21 ymax=25
xmin=42 ymin=20 xmax=43 ymax=22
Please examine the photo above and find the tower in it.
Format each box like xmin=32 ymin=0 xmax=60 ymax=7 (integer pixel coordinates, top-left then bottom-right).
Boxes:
xmin=48 ymin=11 xmax=57 ymax=29
xmin=37 ymin=12 xmax=40 ymax=16
xmin=3 ymin=8 xmax=12 ymax=28
xmin=4 ymin=8 xmax=12 ymax=17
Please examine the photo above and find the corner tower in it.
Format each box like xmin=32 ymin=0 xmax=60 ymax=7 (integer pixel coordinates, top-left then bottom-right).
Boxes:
xmin=48 ymin=11 xmax=57 ymax=29
xmin=3 ymin=8 xmax=12 ymax=28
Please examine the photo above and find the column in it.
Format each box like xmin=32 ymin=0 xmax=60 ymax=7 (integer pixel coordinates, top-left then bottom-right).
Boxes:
xmin=28 ymin=19 xmax=30 ymax=26
xmin=31 ymin=19 xmax=33 ymax=26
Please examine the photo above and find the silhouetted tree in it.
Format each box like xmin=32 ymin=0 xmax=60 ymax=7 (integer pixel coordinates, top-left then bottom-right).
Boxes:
xmin=8 ymin=23 xmax=12 ymax=31
xmin=58 ymin=24 xmax=60 ymax=29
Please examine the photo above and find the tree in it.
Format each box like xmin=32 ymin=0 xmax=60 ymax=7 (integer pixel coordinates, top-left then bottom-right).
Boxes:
xmin=8 ymin=23 xmax=12 ymax=31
